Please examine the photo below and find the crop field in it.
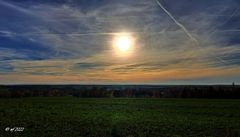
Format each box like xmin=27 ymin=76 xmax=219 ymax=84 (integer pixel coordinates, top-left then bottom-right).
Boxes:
xmin=0 ymin=97 xmax=240 ymax=137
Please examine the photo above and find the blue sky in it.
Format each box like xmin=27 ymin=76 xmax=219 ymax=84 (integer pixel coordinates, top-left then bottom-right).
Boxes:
xmin=0 ymin=0 xmax=239 ymax=84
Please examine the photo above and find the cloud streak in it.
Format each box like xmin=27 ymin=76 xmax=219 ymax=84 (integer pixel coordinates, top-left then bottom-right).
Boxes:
xmin=155 ymin=0 xmax=228 ymax=64
xmin=155 ymin=0 xmax=199 ymax=44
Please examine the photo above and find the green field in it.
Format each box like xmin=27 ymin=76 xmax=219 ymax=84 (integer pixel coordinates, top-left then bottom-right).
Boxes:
xmin=0 ymin=97 xmax=240 ymax=137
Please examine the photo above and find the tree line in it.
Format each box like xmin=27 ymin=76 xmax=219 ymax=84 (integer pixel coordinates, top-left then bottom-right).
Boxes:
xmin=0 ymin=85 xmax=239 ymax=99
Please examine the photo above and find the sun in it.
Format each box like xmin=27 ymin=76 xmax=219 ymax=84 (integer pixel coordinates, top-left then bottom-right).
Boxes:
xmin=113 ymin=33 xmax=135 ymax=56
xmin=115 ymin=36 xmax=131 ymax=52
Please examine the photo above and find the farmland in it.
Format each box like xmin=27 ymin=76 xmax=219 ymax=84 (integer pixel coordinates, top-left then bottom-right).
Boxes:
xmin=0 ymin=97 xmax=240 ymax=137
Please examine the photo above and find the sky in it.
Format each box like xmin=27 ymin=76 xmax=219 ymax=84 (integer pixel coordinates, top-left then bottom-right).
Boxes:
xmin=0 ymin=0 xmax=239 ymax=84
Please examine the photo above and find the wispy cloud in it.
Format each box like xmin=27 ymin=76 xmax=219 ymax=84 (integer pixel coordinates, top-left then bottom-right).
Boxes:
xmin=0 ymin=0 xmax=239 ymax=84
xmin=155 ymin=0 xmax=199 ymax=44
xmin=0 ymin=0 xmax=34 ymax=15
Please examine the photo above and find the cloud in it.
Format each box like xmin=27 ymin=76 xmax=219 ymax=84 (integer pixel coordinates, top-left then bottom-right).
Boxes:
xmin=155 ymin=0 xmax=199 ymax=45
xmin=0 ymin=30 xmax=16 ymax=38
xmin=72 ymin=62 xmax=112 ymax=71
xmin=0 ymin=61 xmax=13 ymax=73
xmin=0 ymin=0 xmax=239 ymax=84
xmin=0 ymin=0 xmax=34 ymax=15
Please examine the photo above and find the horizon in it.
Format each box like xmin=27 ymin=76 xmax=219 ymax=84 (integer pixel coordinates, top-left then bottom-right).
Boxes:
xmin=0 ymin=0 xmax=240 ymax=84
xmin=0 ymin=83 xmax=238 ymax=86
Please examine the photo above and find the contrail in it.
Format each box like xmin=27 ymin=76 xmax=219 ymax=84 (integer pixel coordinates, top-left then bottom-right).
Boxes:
xmin=0 ymin=0 xmax=34 ymax=16
xmin=155 ymin=0 xmax=199 ymax=45
xmin=0 ymin=31 xmax=165 ymax=36
xmin=23 ymin=32 xmax=120 ymax=36
xmin=210 ymin=8 xmax=239 ymax=35
xmin=155 ymin=0 xmax=226 ymax=64
xmin=220 ymin=29 xmax=240 ymax=32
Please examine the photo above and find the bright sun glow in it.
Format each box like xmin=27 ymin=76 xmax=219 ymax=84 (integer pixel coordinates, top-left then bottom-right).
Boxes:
xmin=115 ymin=36 xmax=131 ymax=52
xmin=113 ymin=33 xmax=135 ymax=56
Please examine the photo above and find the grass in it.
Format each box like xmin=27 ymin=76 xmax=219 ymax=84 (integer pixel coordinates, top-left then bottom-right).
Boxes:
xmin=0 ymin=97 xmax=240 ymax=137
